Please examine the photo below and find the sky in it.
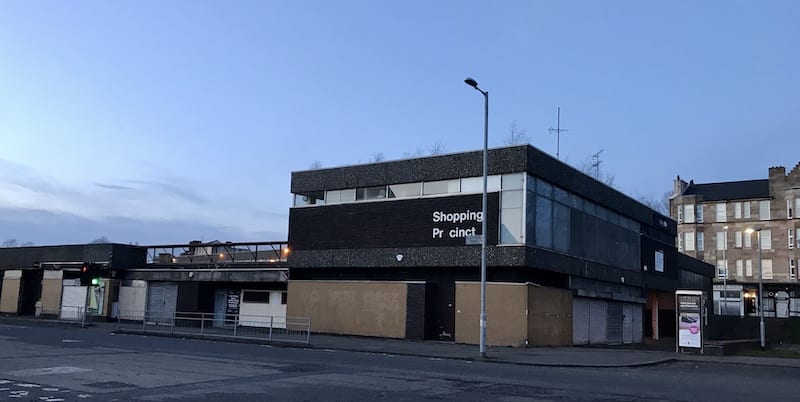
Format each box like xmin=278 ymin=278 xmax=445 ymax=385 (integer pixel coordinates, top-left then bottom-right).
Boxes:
xmin=1 ymin=1 xmax=798 ymax=246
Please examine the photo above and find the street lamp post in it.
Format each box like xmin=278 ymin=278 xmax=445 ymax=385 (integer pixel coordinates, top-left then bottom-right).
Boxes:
xmin=464 ymin=76 xmax=489 ymax=358
xmin=722 ymin=225 xmax=728 ymax=316
xmin=747 ymin=227 xmax=766 ymax=350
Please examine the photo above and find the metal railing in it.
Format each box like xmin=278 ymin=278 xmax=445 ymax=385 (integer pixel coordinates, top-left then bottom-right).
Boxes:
xmin=32 ymin=306 xmax=94 ymax=327
xmin=116 ymin=311 xmax=310 ymax=344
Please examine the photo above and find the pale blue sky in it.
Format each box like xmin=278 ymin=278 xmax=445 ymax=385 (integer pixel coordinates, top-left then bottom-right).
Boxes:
xmin=1 ymin=1 xmax=798 ymax=245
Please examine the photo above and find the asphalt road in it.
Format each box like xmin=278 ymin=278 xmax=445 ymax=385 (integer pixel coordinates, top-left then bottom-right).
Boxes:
xmin=0 ymin=322 xmax=798 ymax=401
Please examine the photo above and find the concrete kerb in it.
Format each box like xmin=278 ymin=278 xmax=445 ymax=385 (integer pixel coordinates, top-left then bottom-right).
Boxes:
xmin=108 ymin=325 xmax=671 ymax=368
xmin=111 ymin=328 xmax=309 ymax=347
xmin=5 ymin=317 xmax=797 ymax=369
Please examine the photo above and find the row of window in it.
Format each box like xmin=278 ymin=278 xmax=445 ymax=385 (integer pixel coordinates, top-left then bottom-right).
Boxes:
xmin=293 ymin=174 xmax=520 ymax=206
xmin=680 ymin=229 xmax=799 ymax=252
xmin=678 ymin=198 xmax=800 ymax=224
xmin=528 ymin=176 xmax=641 ymax=271
xmin=716 ymin=258 xmax=798 ymax=280
xmin=528 ymin=176 xmax=640 ymax=232
xmin=678 ymin=200 xmax=773 ymax=223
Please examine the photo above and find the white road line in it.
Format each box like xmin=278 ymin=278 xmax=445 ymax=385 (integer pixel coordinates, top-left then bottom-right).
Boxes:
xmin=61 ymin=339 xmax=84 ymax=343
xmin=11 ymin=367 xmax=91 ymax=376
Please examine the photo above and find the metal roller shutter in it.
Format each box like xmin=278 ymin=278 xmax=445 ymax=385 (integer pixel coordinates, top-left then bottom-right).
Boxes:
xmin=607 ymin=301 xmax=623 ymax=345
xmin=146 ymin=282 xmax=178 ymax=324
xmin=589 ymin=299 xmax=607 ymax=344
xmin=572 ymin=298 xmax=590 ymax=345
xmin=623 ymin=303 xmax=634 ymax=344
xmin=631 ymin=303 xmax=643 ymax=343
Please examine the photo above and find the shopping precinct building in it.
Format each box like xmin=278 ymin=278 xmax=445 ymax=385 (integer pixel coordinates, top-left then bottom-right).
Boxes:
xmin=0 ymin=144 xmax=713 ymax=346
xmin=287 ymin=145 xmax=713 ymax=346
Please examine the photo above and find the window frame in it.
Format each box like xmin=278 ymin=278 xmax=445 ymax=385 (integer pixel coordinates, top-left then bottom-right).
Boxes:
xmin=716 ymin=203 xmax=727 ymax=222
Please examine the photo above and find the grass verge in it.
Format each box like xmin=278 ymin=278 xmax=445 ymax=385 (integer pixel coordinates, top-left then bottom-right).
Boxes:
xmin=735 ymin=349 xmax=800 ymax=359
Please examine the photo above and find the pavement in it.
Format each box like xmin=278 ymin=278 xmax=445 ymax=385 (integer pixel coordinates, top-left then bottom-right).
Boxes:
xmin=4 ymin=315 xmax=800 ymax=369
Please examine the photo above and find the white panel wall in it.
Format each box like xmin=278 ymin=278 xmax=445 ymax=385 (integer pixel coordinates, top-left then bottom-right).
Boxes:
xmin=60 ymin=285 xmax=87 ymax=320
xmin=239 ymin=290 xmax=287 ymax=329
xmin=119 ymin=280 xmax=148 ymax=318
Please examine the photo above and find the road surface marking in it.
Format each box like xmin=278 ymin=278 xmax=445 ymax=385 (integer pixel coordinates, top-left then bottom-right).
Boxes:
xmin=61 ymin=339 xmax=84 ymax=343
xmin=11 ymin=367 xmax=91 ymax=376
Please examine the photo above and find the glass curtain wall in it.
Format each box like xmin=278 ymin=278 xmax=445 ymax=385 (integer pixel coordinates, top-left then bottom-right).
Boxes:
xmin=526 ymin=175 xmax=641 ymax=271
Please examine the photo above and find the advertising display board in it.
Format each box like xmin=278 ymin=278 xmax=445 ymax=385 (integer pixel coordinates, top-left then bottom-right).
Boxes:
xmin=675 ymin=290 xmax=704 ymax=353
xmin=226 ymin=289 xmax=241 ymax=316
xmin=289 ymin=193 xmax=500 ymax=250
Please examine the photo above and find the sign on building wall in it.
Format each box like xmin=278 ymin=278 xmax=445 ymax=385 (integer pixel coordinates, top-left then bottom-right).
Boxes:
xmin=676 ymin=290 xmax=705 ymax=353
xmin=226 ymin=289 xmax=240 ymax=316
xmin=288 ymin=193 xmax=500 ymax=249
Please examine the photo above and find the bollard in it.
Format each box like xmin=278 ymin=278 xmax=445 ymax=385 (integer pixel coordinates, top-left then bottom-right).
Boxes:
xmin=269 ymin=316 xmax=273 ymax=341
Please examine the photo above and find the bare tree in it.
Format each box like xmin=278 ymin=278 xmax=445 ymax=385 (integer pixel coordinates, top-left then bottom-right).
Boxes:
xmin=636 ymin=191 xmax=671 ymax=215
xmin=369 ymin=153 xmax=385 ymax=163
xmin=309 ymin=160 xmax=322 ymax=169
xmin=90 ymin=236 xmax=109 ymax=244
xmin=504 ymin=120 xmax=530 ymax=146
xmin=1 ymin=239 xmax=17 ymax=247
xmin=577 ymin=159 xmax=615 ymax=188
xmin=428 ymin=141 xmax=447 ymax=156
xmin=403 ymin=147 xmax=425 ymax=158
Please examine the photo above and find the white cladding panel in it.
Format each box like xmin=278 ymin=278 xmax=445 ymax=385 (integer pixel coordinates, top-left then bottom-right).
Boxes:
xmin=239 ymin=290 xmax=287 ymax=329
xmin=119 ymin=280 xmax=148 ymax=318
xmin=60 ymin=284 xmax=87 ymax=320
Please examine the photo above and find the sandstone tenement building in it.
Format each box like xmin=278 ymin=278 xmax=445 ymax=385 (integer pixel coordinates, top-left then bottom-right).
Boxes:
xmin=671 ymin=163 xmax=800 ymax=317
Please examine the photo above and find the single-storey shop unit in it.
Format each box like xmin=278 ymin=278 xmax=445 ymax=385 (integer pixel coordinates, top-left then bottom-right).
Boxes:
xmin=287 ymin=145 xmax=714 ymax=346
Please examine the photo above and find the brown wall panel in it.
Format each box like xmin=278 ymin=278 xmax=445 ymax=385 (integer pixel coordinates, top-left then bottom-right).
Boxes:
xmin=528 ymin=286 xmax=573 ymax=346
xmin=287 ymin=281 xmax=410 ymax=338
xmin=40 ymin=273 xmax=63 ymax=315
xmin=0 ymin=271 xmax=22 ymax=314
xmin=455 ymin=282 xmax=529 ymax=347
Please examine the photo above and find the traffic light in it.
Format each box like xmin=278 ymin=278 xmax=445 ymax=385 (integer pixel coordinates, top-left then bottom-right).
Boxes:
xmin=80 ymin=263 xmax=101 ymax=286
xmin=80 ymin=263 xmax=90 ymax=286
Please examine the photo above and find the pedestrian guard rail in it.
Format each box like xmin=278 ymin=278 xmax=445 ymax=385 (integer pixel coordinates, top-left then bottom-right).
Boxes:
xmin=116 ymin=311 xmax=311 ymax=344
xmin=32 ymin=305 xmax=95 ymax=327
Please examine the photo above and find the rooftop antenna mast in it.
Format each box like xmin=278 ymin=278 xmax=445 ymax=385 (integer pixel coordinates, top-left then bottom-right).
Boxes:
xmin=548 ymin=107 xmax=568 ymax=160
xmin=591 ymin=149 xmax=604 ymax=179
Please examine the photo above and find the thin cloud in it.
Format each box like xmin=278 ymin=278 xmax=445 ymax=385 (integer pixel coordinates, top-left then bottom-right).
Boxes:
xmin=95 ymin=182 xmax=138 ymax=191
xmin=123 ymin=179 xmax=208 ymax=204
xmin=0 ymin=157 xmax=69 ymax=196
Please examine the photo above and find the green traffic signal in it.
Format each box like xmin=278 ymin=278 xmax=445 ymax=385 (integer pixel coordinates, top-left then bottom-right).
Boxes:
xmin=91 ymin=278 xmax=100 ymax=286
